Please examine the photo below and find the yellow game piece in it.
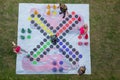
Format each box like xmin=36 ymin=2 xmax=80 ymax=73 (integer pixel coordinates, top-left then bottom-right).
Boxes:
xmin=46 ymin=10 xmax=50 ymax=15
xmin=34 ymin=10 xmax=38 ymax=15
xmin=47 ymin=4 xmax=51 ymax=9
xmin=53 ymin=4 xmax=57 ymax=9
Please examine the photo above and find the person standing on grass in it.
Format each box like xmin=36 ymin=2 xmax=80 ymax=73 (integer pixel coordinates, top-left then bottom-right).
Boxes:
xmin=58 ymin=3 xmax=68 ymax=18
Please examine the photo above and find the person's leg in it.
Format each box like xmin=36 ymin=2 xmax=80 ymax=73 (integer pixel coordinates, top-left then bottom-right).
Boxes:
xmin=63 ymin=12 xmax=66 ymax=18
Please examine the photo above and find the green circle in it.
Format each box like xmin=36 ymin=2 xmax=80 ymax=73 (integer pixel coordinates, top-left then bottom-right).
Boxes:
xmin=43 ymin=45 xmax=47 ymax=49
xmin=47 ymin=41 xmax=50 ymax=45
xmin=37 ymin=51 xmax=40 ymax=55
xmin=33 ymin=61 xmax=37 ymax=64
xmin=40 ymin=48 xmax=43 ymax=52
xmin=27 ymin=35 xmax=31 ymax=39
xmin=33 ymin=54 xmax=37 ymax=58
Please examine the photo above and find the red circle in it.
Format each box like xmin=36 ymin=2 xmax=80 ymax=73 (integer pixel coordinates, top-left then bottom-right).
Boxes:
xmin=65 ymin=24 xmax=69 ymax=27
xmin=78 ymin=35 xmax=82 ymax=39
xmin=72 ymin=11 xmax=75 ymax=15
xmin=84 ymin=42 xmax=88 ymax=46
xmin=72 ymin=18 xmax=75 ymax=21
xmin=56 ymin=33 xmax=59 ymax=36
xmin=78 ymin=42 xmax=82 ymax=46
xmin=69 ymin=20 xmax=72 ymax=24
xmin=63 ymin=26 xmax=66 ymax=30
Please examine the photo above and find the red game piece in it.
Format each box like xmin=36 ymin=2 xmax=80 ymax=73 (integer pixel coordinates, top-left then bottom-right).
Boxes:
xmin=78 ymin=17 xmax=81 ymax=21
xmin=84 ymin=33 xmax=88 ymax=39
xmin=78 ymin=42 xmax=83 ymax=46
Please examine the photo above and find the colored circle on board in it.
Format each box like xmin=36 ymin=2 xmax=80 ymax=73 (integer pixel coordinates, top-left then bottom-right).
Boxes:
xmin=69 ymin=51 xmax=72 ymax=55
xmin=75 ymin=51 xmax=79 ymax=55
xmin=76 ymin=58 xmax=79 ymax=61
xmin=40 ymin=54 xmax=44 ymax=58
xmin=79 ymin=54 xmax=83 ymax=58
xmin=66 ymin=55 xmax=69 ymax=58
xmin=68 ymin=15 xmax=72 ymax=18
xmin=31 ymin=14 xmax=34 ymax=18
xmin=52 ymin=61 xmax=57 ymax=65
xmin=59 ymin=67 xmax=64 ymax=72
xmin=33 ymin=48 xmax=37 ymax=52
xmin=37 ymin=14 xmax=41 ymax=18
xmin=27 ymin=35 xmax=31 ymax=39
xmin=46 ymin=23 xmax=50 ymax=27
xmin=59 ymin=48 xmax=63 ymax=52
xmin=59 ymin=61 xmax=63 ymax=65
xmin=62 ymin=51 xmax=66 ymax=55
xmin=52 ymin=67 xmax=57 ymax=72
xmin=43 ymin=51 xmax=47 ymax=55
xmin=59 ymin=42 xmax=63 ymax=45
xmin=65 ymin=18 xmax=69 ymax=21
xmin=34 ymin=23 xmax=38 ymax=27
xmin=72 ymin=55 xmax=76 ymax=58
xmin=43 ymin=32 xmax=47 ymax=36
xmin=56 ymin=26 xmax=60 ymax=30
xmin=62 ymin=45 xmax=66 ymax=48
xmin=65 ymin=48 xmax=69 ymax=52
xmin=72 ymin=11 xmax=75 ymax=15
xmin=69 ymin=58 xmax=73 ymax=61
xmin=31 ymin=20 xmax=34 ymax=24
xmin=30 ymin=51 xmax=34 ymax=55
xmin=72 ymin=61 xmax=76 ymax=65
xmin=36 ymin=58 xmax=40 ymax=61
xmin=30 ymin=57 xmax=33 ymax=61
xmin=36 ymin=45 xmax=40 ymax=48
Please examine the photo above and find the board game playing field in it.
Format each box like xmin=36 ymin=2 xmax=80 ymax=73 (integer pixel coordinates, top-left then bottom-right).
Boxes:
xmin=16 ymin=3 xmax=91 ymax=74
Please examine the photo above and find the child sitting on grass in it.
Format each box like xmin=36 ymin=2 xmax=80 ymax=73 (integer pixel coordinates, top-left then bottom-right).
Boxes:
xmin=12 ymin=42 xmax=27 ymax=54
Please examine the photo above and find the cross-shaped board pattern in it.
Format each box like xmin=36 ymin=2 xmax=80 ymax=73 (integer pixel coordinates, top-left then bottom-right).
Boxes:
xmin=16 ymin=3 xmax=91 ymax=74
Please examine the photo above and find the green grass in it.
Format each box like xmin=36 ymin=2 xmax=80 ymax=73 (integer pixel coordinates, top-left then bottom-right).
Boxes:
xmin=0 ymin=0 xmax=120 ymax=80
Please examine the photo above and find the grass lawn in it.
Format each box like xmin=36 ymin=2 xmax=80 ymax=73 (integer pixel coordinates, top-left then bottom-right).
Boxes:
xmin=0 ymin=0 xmax=120 ymax=80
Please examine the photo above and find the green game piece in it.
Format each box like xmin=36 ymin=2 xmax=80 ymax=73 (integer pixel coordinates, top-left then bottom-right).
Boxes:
xmin=21 ymin=28 xmax=25 ymax=33
xmin=43 ymin=45 xmax=47 ymax=49
xmin=28 ymin=28 xmax=32 ymax=33
xmin=33 ymin=54 xmax=37 ymax=58
xmin=33 ymin=61 xmax=37 ymax=64
xmin=20 ymin=35 xmax=25 ymax=40
xmin=27 ymin=35 xmax=31 ymax=39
